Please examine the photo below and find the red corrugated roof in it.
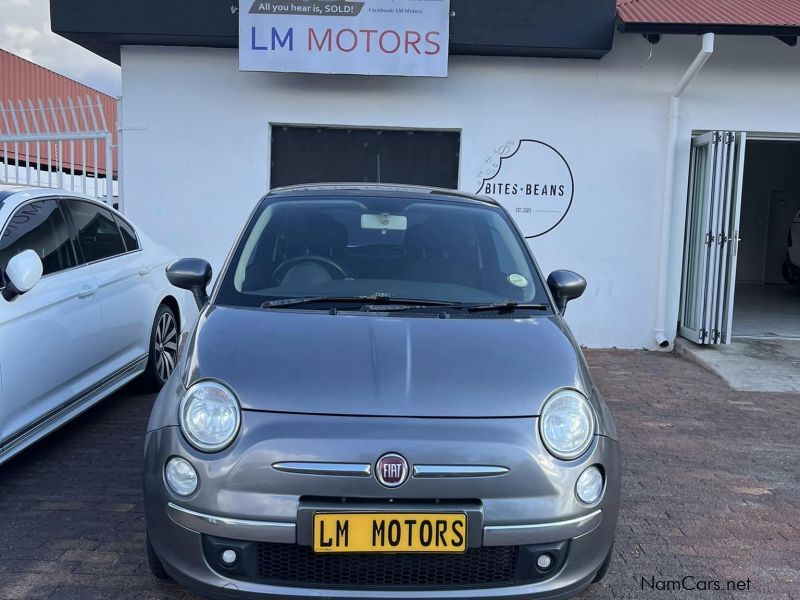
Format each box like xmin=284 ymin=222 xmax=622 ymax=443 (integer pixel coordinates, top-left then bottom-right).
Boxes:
xmin=0 ymin=49 xmax=118 ymax=176
xmin=617 ymin=0 xmax=800 ymax=27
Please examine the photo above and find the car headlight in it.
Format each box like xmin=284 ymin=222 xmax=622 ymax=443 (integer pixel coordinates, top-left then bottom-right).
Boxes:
xmin=539 ymin=389 xmax=595 ymax=460
xmin=179 ymin=381 xmax=241 ymax=452
xmin=165 ymin=456 xmax=199 ymax=496
xmin=576 ymin=466 xmax=604 ymax=504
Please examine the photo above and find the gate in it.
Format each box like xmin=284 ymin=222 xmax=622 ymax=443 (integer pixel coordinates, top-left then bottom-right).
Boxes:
xmin=0 ymin=96 xmax=118 ymax=202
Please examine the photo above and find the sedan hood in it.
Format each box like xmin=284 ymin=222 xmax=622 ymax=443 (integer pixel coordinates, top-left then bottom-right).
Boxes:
xmin=185 ymin=306 xmax=591 ymax=418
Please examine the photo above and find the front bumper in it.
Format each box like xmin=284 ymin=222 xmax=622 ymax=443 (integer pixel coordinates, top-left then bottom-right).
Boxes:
xmin=144 ymin=412 xmax=620 ymax=599
xmin=166 ymin=501 xmax=603 ymax=548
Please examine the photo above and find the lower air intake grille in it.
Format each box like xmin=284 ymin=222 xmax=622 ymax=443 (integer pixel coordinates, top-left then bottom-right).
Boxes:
xmin=256 ymin=543 xmax=519 ymax=589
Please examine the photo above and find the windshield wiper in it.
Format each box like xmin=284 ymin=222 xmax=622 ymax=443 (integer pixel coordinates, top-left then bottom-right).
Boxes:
xmin=360 ymin=301 xmax=465 ymax=312
xmin=466 ymin=301 xmax=549 ymax=313
xmin=262 ymin=294 xmax=387 ymax=309
xmin=262 ymin=294 xmax=463 ymax=310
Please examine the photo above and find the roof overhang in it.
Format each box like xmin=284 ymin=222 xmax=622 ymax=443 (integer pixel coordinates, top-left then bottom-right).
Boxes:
xmin=616 ymin=0 xmax=800 ymax=44
xmin=51 ymin=0 xmax=618 ymax=65
xmin=618 ymin=19 xmax=800 ymax=38
xmin=618 ymin=20 xmax=799 ymax=48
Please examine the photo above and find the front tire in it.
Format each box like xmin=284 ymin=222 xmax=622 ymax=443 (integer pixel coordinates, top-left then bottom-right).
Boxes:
xmin=143 ymin=304 xmax=178 ymax=390
xmin=146 ymin=533 xmax=170 ymax=580
xmin=783 ymin=259 xmax=800 ymax=285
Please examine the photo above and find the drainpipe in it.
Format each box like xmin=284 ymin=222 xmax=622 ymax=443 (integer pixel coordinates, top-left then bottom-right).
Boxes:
xmin=654 ymin=33 xmax=715 ymax=349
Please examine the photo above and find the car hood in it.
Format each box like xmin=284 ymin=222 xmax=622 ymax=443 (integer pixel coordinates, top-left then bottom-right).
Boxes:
xmin=184 ymin=306 xmax=591 ymax=418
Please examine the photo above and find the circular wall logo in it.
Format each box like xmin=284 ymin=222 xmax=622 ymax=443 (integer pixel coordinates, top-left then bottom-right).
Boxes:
xmin=476 ymin=139 xmax=574 ymax=239
xmin=375 ymin=453 xmax=409 ymax=488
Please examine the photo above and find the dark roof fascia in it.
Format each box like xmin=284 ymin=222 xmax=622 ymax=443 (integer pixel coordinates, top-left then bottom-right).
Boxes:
xmin=52 ymin=0 xmax=617 ymax=65
xmin=618 ymin=19 xmax=800 ymax=37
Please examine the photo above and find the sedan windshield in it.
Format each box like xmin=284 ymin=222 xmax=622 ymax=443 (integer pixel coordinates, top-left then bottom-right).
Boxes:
xmin=215 ymin=195 xmax=550 ymax=311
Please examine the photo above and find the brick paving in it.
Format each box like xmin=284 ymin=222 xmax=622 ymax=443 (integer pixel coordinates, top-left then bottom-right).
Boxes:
xmin=0 ymin=350 xmax=798 ymax=600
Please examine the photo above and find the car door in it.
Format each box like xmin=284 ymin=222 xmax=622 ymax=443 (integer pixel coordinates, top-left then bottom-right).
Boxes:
xmin=62 ymin=199 xmax=153 ymax=379
xmin=0 ymin=198 xmax=103 ymax=443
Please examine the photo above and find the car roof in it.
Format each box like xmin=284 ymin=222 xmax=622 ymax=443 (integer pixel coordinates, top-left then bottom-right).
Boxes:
xmin=267 ymin=183 xmax=499 ymax=207
xmin=0 ymin=184 xmax=109 ymax=212
xmin=0 ymin=184 xmax=28 ymax=203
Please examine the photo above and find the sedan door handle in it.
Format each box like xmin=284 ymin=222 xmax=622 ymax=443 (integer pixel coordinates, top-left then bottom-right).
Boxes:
xmin=77 ymin=284 xmax=98 ymax=299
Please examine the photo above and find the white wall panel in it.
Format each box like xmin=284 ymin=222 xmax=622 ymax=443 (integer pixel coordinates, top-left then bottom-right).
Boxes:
xmin=119 ymin=33 xmax=800 ymax=349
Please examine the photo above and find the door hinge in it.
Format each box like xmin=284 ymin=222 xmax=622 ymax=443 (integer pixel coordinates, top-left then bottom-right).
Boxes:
xmin=705 ymin=232 xmax=715 ymax=246
xmin=699 ymin=328 xmax=709 ymax=342
xmin=712 ymin=132 xmax=721 ymax=144
xmin=718 ymin=233 xmax=728 ymax=246
xmin=724 ymin=132 xmax=732 ymax=144
xmin=711 ymin=329 xmax=721 ymax=344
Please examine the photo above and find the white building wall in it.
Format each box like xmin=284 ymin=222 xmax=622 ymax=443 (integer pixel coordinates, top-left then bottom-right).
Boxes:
xmin=119 ymin=33 xmax=800 ymax=350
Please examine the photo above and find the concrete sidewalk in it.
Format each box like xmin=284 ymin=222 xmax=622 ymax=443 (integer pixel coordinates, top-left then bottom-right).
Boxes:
xmin=676 ymin=337 xmax=800 ymax=393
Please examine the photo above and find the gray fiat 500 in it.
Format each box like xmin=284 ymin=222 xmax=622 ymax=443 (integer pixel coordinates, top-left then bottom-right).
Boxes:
xmin=144 ymin=184 xmax=620 ymax=600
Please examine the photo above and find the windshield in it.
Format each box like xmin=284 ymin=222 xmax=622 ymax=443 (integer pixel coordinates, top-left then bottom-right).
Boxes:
xmin=215 ymin=195 xmax=550 ymax=310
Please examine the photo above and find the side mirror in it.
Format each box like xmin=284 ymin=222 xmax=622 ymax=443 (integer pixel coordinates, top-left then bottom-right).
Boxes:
xmin=167 ymin=258 xmax=212 ymax=310
xmin=547 ymin=270 xmax=587 ymax=316
xmin=2 ymin=250 xmax=43 ymax=302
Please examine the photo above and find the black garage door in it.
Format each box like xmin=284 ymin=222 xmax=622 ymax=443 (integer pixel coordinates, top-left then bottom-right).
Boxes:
xmin=270 ymin=126 xmax=460 ymax=190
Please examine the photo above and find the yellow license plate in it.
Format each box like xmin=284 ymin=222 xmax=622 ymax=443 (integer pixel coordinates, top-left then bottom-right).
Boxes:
xmin=313 ymin=513 xmax=467 ymax=553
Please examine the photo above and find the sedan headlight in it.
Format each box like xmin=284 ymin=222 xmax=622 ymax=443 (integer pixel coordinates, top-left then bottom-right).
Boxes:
xmin=179 ymin=381 xmax=241 ymax=452
xmin=539 ymin=389 xmax=595 ymax=460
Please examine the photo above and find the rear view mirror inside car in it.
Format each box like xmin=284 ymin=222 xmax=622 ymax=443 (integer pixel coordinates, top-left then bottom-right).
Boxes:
xmin=361 ymin=213 xmax=408 ymax=232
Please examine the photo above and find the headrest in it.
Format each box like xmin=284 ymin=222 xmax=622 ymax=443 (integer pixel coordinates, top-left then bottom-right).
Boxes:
xmin=407 ymin=216 xmax=473 ymax=257
xmin=281 ymin=212 xmax=348 ymax=257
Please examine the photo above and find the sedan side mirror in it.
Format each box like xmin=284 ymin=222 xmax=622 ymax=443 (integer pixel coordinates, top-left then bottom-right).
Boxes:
xmin=167 ymin=258 xmax=212 ymax=310
xmin=2 ymin=250 xmax=43 ymax=302
xmin=547 ymin=270 xmax=587 ymax=316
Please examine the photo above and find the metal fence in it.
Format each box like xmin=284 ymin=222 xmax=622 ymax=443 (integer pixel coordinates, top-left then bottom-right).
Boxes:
xmin=0 ymin=95 xmax=118 ymax=200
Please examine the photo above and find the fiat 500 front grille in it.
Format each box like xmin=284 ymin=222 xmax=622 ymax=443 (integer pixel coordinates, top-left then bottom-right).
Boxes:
xmin=202 ymin=535 xmax=569 ymax=590
xmin=256 ymin=542 xmax=519 ymax=589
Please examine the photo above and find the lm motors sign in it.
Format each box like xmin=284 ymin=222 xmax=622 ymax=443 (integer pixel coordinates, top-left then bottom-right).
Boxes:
xmin=240 ymin=0 xmax=450 ymax=76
